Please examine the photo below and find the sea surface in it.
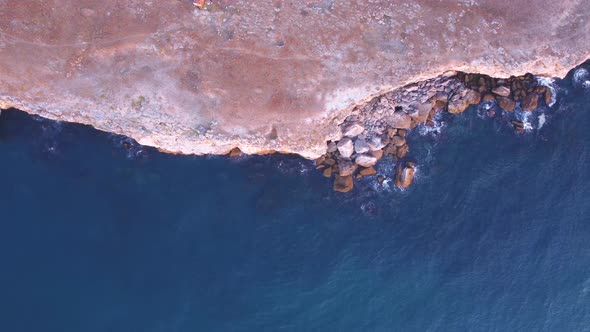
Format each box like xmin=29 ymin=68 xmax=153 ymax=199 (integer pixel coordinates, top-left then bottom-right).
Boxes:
xmin=1 ymin=64 xmax=590 ymax=332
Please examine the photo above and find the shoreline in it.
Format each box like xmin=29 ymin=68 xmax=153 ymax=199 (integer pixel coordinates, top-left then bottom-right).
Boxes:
xmin=1 ymin=64 xmax=570 ymax=193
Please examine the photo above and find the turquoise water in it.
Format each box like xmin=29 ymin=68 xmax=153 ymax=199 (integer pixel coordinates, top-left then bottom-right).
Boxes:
xmin=1 ymin=64 xmax=589 ymax=331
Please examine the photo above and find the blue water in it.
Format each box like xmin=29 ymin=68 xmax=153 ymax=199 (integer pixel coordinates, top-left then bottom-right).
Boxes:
xmin=1 ymin=65 xmax=590 ymax=332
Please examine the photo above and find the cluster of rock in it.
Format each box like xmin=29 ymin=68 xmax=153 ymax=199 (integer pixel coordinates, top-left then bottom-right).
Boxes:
xmin=315 ymin=71 xmax=553 ymax=192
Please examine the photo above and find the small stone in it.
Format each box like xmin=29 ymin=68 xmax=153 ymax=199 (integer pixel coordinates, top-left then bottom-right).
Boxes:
xmin=333 ymin=175 xmax=354 ymax=193
xmin=487 ymin=109 xmax=496 ymax=117
xmin=355 ymin=154 xmax=378 ymax=167
xmin=359 ymin=167 xmax=377 ymax=176
xmin=354 ymin=138 xmax=370 ymax=154
xmin=337 ymin=137 xmax=354 ymax=158
xmin=338 ymin=160 xmax=357 ymax=176
xmin=521 ymin=94 xmax=539 ymax=111
xmin=397 ymin=129 xmax=407 ymax=137
xmin=377 ymin=175 xmax=385 ymax=184
xmin=492 ymin=86 xmax=511 ymax=97
xmin=496 ymin=96 xmax=516 ymax=112
xmin=342 ymin=122 xmax=365 ymax=137
xmin=322 ymin=167 xmax=333 ymax=178
xmin=392 ymin=135 xmax=406 ymax=147
xmin=315 ymin=156 xmax=326 ymax=165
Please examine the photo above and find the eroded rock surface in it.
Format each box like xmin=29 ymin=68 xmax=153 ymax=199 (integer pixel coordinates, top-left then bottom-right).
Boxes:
xmin=1 ymin=0 xmax=589 ymax=158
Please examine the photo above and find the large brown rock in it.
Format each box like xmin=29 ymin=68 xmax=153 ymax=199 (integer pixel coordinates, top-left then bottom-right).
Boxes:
xmin=333 ymin=175 xmax=354 ymax=193
xmin=521 ymin=94 xmax=539 ymax=111
xmin=1 ymin=1 xmax=589 ymax=159
xmin=396 ymin=163 xmax=416 ymax=188
xmin=447 ymin=89 xmax=481 ymax=114
xmin=497 ymin=96 xmax=516 ymax=112
xmin=338 ymin=160 xmax=357 ymax=177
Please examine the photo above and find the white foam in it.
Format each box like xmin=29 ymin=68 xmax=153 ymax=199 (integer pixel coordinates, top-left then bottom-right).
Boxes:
xmin=519 ymin=112 xmax=533 ymax=131
xmin=536 ymin=76 xmax=558 ymax=107
xmin=538 ymin=113 xmax=546 ymax=129
xmin=572 ymin=68 xmax=590 ymax=90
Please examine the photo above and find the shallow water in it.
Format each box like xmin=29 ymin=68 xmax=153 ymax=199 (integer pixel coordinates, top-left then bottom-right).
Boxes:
xmin=1 ymin=64 xmax=590 ymax=331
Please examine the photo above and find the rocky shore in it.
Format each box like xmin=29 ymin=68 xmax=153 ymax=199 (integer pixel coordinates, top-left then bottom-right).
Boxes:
xmin=312 ymin=71 xmax=554 ymax=192
xmin=2 ymin=1 xmax=589 ymax=163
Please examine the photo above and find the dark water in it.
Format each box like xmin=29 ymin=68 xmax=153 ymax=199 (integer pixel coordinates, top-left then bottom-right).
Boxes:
xmin=1 ymin=65 xmax=590 ymax=332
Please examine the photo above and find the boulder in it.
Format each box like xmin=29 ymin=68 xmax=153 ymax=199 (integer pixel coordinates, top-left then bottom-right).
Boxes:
xmin=396 ymin=144 xmax=409 ymax=159
xmin=483 ymin=93 xmax=496 ymax=102
xmin=367 ymin=136 xmax=386 ymax=151
xmin=337 ymin=137 xmax=354 ymax=158
xmin=371 ymin=149 xmax=384 ymax=161
xmin=387 ymin=128 xmax=398 ymax=138
xmin=322 ymin=167 xmax=333 ymax=178
xmin=338 ymin=160 xmax=357 ymax=176
xmin=354 ymin=138 xmax=370 ymax=154
xmin=392 ymin=135 xmax=406 ymax=147
xmin=383 ymin=144 xmax=397 ymax=156
xmin=447 ymin=99 xmax=465 ymax=114
xmin=465 ymin=89 xmax=482 ymax=104
xmin=333 ymin=175 xmax=354 ymax=193
xmin=359 ymin=167 xmax=377 ymax=176
xmin=355 ymin=154 xmax=378 ymax=167
xmin=492 ymin=86 xmax=511 ymax=97
xmin=324 ymin=157 xmax=336 ymax=166
xmin=496 ymin=96 xmax=516 ymax=112
xmin=521 ymin=94 xmax=539 ymax=111
xmin=543 ymin=89 xmax=553 ymax=105
xmin=229 ymin=148 xmax=243 ymax=158
xmin=396 ymin=164 xmax=416 ymax=188
xmin=448 ymin=89 xmax=481 ymax=114
xmin=386 ymin=111 xmax=413 ymax=129
xmin=342 ymin=122 xmax=365 ymax=137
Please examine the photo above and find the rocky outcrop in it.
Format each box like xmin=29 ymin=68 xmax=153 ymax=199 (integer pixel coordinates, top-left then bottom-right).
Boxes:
xmin=314 ymin=70 xmax=556 ymax=191
xmin=1 ymin=0 xmax=589 ymax=160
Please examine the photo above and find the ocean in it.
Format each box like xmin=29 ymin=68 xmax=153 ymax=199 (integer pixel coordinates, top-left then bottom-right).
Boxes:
xmin=1 ymin=63 xmax=589 ymax=331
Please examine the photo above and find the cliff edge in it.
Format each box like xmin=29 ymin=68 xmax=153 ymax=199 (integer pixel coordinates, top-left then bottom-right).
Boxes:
xmin=1 ymin=0 xmax=589 ymax=159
